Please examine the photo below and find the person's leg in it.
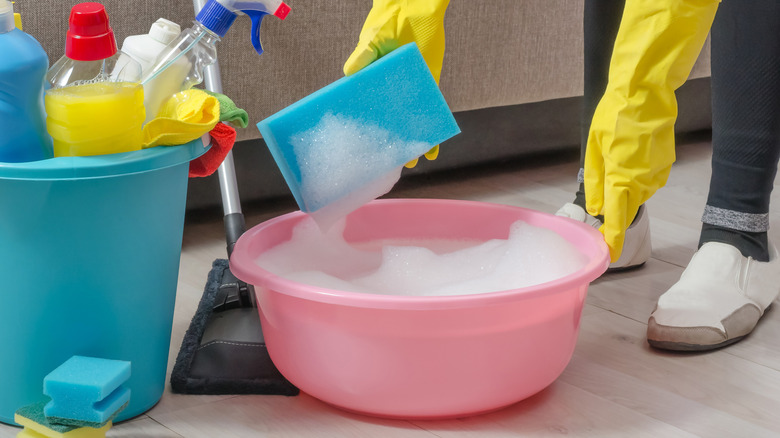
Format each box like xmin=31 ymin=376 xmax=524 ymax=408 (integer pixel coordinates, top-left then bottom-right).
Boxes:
xmin=648 ymin=0 xmax=780 ymax=351
xmin=574 ymin=0 xmax=626 ymax=210
xmin=559 ymin=0 xmax=651 ymax=270
xmin=699 ymin=0 xmax=780 ymax=262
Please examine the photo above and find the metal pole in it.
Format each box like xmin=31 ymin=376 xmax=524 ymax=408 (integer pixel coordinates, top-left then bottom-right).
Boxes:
xmin=192 ymin=0 xmax=246 ymax=258
xmin=193 ymin=0 xmax=243 ymax=218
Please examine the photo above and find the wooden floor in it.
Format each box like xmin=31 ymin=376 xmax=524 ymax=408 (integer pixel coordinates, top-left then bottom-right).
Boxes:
xmin=4 ymin=136 xmax=780 ymax=437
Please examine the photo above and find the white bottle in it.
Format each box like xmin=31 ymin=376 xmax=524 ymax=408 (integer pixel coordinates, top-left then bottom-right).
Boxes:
xmin=117 ymin=18 xmax=187 ymax=124
xmin=121 ymin=18 xmax=181 ymax=72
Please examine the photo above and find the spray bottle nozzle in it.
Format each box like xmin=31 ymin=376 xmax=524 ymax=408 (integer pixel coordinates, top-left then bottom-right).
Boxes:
xmin=196 ymin=0 xmax=289 ymax=55
xmin=270 ymin=2 xmax=290 ymax=19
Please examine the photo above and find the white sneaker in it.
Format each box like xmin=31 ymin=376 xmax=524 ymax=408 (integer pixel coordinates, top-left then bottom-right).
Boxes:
xmin=555 ymin=203 xmax=651 ymax=270
xmin=647 ymin=242 xmax=780 ymax=351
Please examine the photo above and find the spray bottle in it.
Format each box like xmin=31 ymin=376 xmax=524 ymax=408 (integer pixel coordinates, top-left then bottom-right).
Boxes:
xmin=0 ymin=0 xmax=53 ymax=162
xmin=140 ymin=0 xmax=289 ymax=120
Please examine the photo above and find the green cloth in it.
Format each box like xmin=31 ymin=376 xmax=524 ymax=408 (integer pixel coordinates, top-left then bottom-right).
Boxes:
xmin=203 ymin=90 xmax=249 ymax=128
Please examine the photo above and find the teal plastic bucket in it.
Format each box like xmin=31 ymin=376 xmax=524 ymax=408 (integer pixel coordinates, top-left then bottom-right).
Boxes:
xmin=0 ymin=139 xmax=207 ymax=425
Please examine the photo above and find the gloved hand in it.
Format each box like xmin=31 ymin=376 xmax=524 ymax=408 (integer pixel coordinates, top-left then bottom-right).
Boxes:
xmin=344 ymin=0 xmax=450 ymax=168
xmin=584 ymin=0 xmax=718 ymax=262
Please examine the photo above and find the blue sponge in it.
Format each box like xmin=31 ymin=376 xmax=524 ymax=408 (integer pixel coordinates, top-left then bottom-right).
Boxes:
xmin=43 ymin=356 xmax=131 ymax=428
xmin=257 ymin=42 xmax=460 ymax=213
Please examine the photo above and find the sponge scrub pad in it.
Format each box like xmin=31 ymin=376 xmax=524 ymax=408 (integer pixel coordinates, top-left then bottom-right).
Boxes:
xmin=15 ymin=401 xmax=111 ymax=438
xmin=257 ymin=42 xmax=460 ymax=215
xmin=43 ymin=356 xmax=131 ymax=428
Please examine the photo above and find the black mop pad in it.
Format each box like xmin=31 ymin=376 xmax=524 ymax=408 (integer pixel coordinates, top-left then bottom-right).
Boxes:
xmin=171 ymin=259 xmax=299 ymax=395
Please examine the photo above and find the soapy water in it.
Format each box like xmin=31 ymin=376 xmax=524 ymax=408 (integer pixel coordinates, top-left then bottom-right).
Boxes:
xmin=255 ymin=217 xmax=589 ymax=296
xmin=291 ymin=112 xmax=429 ymax=229
xmin=64 ymin=58 xmax=140 ymax=88
xmin=68 ymin=74 xmax=111 ymax=87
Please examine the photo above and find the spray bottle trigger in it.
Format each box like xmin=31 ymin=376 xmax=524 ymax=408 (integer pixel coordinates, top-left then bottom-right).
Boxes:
xmin=244 ymin=10 xmax=268 ymax=55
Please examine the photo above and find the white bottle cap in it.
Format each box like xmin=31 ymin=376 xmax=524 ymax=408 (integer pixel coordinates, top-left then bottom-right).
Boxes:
xmin=148 ymin=18 xmax=181 ymax=45
xmin=0 ymin=0 xmax=15 ymax=33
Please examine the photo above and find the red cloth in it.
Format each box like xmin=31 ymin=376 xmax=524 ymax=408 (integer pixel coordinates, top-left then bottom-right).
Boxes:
xmin=189 ymin=122 xmax=236 ymax=178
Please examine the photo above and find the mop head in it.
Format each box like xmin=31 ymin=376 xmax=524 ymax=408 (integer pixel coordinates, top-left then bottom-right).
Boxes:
xmin=171 ymin=259 xmax=298 ymax=395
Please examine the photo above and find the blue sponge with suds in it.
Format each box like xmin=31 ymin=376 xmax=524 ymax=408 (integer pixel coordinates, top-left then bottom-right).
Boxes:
xmin=43 ymin=356 xmax=131 ymax=428
xmin=257 ymin=42 xmax=461 ymax=214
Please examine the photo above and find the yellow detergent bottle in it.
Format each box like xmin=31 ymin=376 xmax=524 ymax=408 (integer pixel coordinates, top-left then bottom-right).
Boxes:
xmin=45 ymin=81 xmax=144 ymax=156
xmin=45 ymin=2 xmax=144 ymax=157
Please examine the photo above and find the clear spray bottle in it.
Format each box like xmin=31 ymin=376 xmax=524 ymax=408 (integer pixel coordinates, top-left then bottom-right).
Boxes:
xmin=140 ymin=0 xmax=289 ymax=120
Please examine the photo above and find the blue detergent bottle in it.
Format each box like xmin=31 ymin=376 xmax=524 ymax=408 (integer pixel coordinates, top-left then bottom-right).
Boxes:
xmin=0 ymin=0 xmax=53 ymax=162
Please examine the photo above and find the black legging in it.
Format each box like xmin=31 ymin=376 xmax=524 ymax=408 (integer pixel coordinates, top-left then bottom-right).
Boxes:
xmin=574 ymin=0 xmax=625 ymax=211
xmin=700 ymin=0 xmax=780 ymax=261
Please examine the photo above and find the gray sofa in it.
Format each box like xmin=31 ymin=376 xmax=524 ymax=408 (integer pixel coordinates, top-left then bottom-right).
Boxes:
xmin=20 ymin=0 xmax=712 ymax=211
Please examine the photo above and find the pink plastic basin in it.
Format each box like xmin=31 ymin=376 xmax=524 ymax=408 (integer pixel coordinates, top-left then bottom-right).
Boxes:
xmin=230 ymin=199 xmax=609 ymax=419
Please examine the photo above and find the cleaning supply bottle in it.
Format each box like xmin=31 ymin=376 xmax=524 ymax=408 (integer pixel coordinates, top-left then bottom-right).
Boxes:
xmin=119 ymin=18 xmax=182 ymax=74
xmin=140 ymin=0 xmax=290 ymax=120
xmin=45 ymin=2 xmax=145 ymax=157
xmin=0 ymin=0 xmax=53 ymax=162
xmin=116 ymin=18 xmax=185 ymax=124
xmin=12 ymin=2 xmax=20 ymax=29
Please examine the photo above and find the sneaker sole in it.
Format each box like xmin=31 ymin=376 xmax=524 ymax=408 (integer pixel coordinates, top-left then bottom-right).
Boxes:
xmin=647 ymin=335 xmax=747 ymax=352
xmin=606 ymin=261 xmax=646 ymax=273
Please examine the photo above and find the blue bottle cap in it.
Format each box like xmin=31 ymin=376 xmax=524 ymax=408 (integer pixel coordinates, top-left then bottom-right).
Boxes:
xmin=196 ymin=0 xmax=237 ymax=38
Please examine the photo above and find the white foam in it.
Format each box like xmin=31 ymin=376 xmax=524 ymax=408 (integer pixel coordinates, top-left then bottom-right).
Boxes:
xmin=255 ymin=217 xmax=589 ymax=297
xmin=308 ymin=167 xmax=403 ymax=231
xmin=256 ymin=218 xmax=381 ymax=279
xmin=291 ymin=112 xmax=428 ymax=229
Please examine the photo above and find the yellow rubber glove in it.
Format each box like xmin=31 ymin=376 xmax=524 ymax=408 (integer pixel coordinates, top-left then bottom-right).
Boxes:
xmin=344 ymin=0 xmax=450 ymax=168
xmin=584 ymin=0 xmax=718 ymax=262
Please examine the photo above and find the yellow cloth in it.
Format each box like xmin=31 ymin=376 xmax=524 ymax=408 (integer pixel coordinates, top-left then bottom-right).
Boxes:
xmin=584 ymin=0 xmax=719 ymax=262
xmin=141 ymin=89 xmax=220 ymax=149
xmin=345 ymin=0 xmax=449 ymax=168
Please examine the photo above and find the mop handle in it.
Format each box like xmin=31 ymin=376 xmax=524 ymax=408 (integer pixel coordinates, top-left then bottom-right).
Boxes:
xmin=193 ymin=0 xmax=246 ymax=255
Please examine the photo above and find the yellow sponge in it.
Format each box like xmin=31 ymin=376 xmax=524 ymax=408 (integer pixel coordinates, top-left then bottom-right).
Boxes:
xmin=14 ymin=402 xmax=111 ymax=438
